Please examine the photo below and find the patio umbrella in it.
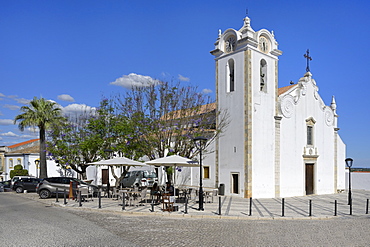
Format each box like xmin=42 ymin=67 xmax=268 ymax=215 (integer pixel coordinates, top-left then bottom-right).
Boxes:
xmin=145 ymin=155 xmax=198 ymax=167
xmin=88 ymin=157 xmax=148 ymax=190
xmin=145 ymin=155 xmax=198 ymax=196
xmin=88 ymin=157 xmax=146 ymax=167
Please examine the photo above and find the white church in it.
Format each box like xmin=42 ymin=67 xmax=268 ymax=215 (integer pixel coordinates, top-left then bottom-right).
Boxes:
xmin=198 ymin=15 xmax=346 ymax=199
xmin=87 ymin=15 xmax=346 ymax=199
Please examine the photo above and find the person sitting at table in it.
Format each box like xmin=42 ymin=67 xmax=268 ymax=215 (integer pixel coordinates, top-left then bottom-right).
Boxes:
xmin=150 ymin=183 xmax=161 ymax=203
xmin=165 ymin=182 xmax=174 ymax=196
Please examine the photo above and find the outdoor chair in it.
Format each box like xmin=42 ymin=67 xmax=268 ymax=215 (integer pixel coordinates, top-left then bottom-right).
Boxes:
xmin=162 ymin=193 xmax=174 ymax=212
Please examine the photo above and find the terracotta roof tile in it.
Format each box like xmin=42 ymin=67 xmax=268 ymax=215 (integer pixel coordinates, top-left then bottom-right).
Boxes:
xmin=8 ymin=139 xmax=40 ymax=149
xmin=278 ymin=84 xmax=297 ymax=96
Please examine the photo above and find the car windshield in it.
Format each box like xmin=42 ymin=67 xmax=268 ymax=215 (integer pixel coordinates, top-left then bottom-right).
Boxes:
xmin=143 ymin=171 xmax=157 ymax=178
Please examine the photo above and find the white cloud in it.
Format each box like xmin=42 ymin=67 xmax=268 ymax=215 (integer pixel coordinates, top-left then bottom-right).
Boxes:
xmin=20 ymin=134 xmax=38 ymax=139
xmin=178 ymin=74 xmax=190 ymax=82
xmin=202 ymin=88 xmax=213 ymax=94
xmin=4 ymin=104 xmax=20 ymax=110
xmin=0 ymin=131 xmax=18 ymax=137
xmin=62 ymin=104 xmax=96 ymax=117
xmin=0 ymin=93 xmax=5 ymax=97
xmin=0 ymin=119 xmax=14 ymax=125
xmin=58 ymin=94 xmax=75 ymax=102
xmin=15 ymin=98 xmax=30 ymax=104
xmin=110 ymin=73 xmax=160 ymax=88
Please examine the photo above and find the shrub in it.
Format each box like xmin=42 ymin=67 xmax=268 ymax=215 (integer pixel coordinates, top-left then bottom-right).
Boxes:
xmin=10 ymin=165 xmax=29 ymax=179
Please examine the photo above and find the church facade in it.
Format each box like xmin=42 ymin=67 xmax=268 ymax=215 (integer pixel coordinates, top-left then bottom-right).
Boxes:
xmin=207 ymin=16 xmax=346 ymax=198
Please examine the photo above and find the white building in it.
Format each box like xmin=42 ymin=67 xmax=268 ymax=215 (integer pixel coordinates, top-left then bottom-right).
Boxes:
xmin=206 ymin=16 xmax=346 ymax=199
xmin=0 ymin=139 xmax=65 ymax=181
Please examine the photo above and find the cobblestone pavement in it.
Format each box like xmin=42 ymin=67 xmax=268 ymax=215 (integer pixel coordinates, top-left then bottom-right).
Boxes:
xmin=7 ymin=191 xmax=370 ymax=246
xmin=65 ymin=208 xmax=370 ymax=246
xmin=17 ymin=189 xmax=370 ymax=219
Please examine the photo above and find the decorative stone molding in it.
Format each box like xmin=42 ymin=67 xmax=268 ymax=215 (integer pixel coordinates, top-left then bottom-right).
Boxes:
xmin=324 ymin=106 xmax=335 ymax=126
xmin=279 ymin=95 xmax=295 ymax=118
xmin=303 ymin=147 xmax=319 ymax=159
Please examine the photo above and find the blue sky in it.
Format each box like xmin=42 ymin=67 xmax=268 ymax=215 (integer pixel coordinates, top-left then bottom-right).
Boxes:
xmin=1 ymin=1 xmax=369 ymax=167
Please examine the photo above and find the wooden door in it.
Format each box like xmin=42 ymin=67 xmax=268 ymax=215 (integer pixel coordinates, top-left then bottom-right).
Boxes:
xmin=232 ymin=173 xmax=239 ymax=194
xmin=102 ymin=169 xmax=109 ymax=185
xmin=305 ymin=164 xmax=314 ymax=195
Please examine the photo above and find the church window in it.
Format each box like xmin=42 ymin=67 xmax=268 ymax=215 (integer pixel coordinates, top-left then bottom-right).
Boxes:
xmin=260 ymin=59 xmax=267 ymax=92
xmin=9 ymin=159 xmax=13 ymax=168
xmin=227 ymin=59 xmax=235 ymax=92
xmin=307 ymin=126 xmax=313 ymax=145
xmin=17 ymin=158 xmax=21 ymax=166
xmin=306 ymin=117 xmax=316 ymax=146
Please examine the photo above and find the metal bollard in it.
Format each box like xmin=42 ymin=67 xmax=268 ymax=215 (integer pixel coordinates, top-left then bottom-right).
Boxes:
xmin=151 ymin=195 xmax=154 ymax=212
xmin=122 ymin=192 xmax=125 ymax=211
xmin=64 ymin=189 xmax=67 ymax=205
xmin=282 ymin=198 xmax=285 ymax=217
xmin=249 ymin=197 xmax=252 ymax=216
xmin=98 ymin=191 xmax=101 ymax=209
xmin=185 ymin=198 xmax=188 ymax=214
xmin=366 ymin=199 xmax=369 ymax=214
xmin=56 ymin=188 xmax=59 ymax=203
xmin=79 ymin=190 xmax=82 ymax=207
xmin=350 ymin=200 xmax=353 ymax=215
xmin=218 ymin=196 xmax=221 ymax=215
xmin=308 ymin=200 xmax=312 ymax=217
xmin=334 ymin=200 xmax=337 ymax=216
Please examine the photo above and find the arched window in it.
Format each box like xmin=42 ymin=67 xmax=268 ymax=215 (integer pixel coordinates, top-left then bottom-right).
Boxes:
xmin=260 ymin=59 xmax=267 ymax=92
xmin=227 ymin=59 xmax=235 ymax=92
xmin=9 ymin=158 xmax=13 ymax=168
xmin=17 ymin=158 xmax=21 ymax=166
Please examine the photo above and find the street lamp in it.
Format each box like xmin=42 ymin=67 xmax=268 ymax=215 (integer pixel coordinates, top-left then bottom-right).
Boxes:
xmin=345 ymin=158 xmax=353 ymax=206
xmin=34 ymin=159 xmax=40 ymax=178
xmin=193 ymin=136 xmax=208 ymax=211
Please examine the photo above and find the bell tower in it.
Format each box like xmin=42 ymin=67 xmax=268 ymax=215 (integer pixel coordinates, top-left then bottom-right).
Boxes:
xmin=211 ymin=16 xmax=282 ymax=198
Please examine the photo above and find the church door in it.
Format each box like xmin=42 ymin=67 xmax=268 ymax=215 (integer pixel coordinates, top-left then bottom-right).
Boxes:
xmin=102 ymin=169 xmax=109 ymax=185
xmin=231 ymin=173 xmax=239 ymax=194
xmin=305 ymin=164 xmax=314 ymax=195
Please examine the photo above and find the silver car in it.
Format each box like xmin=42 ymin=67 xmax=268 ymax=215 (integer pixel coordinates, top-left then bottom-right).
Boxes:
xmin=36 ymin=177 xmax=98 ymax=199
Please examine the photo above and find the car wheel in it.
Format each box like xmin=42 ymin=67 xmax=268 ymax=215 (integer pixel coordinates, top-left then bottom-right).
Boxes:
xmin=39 ymin=189 xmax=51 ymax=199
xmin=15 ymin=187 xmax=23 ymax=193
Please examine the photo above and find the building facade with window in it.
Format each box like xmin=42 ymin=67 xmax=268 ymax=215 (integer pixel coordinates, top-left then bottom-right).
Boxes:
xmin=0 ymin=139 xmax=61 ymax=181
xmin=208 ymin=16 xmax=346 ymax=198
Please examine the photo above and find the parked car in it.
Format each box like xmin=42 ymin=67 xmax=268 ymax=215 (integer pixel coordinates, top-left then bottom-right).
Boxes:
xmin=0 ymin=180 xmax=11 ymax=192
xmin=12 ymin=177 xmax=42 ymax=193
xmin=121 ymin=170 xmax=158 ymax=188
xmin=11 ymin=176 xmax=35 ymax=187
xmin=36 ymin=177 xmax=98 ymax=199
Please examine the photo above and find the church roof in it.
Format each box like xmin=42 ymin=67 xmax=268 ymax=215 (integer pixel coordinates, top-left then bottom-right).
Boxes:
xmin=278 ymin=84 xmax=297 ymax=95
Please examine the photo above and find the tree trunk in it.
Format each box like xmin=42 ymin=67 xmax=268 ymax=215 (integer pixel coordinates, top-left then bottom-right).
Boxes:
xmin=39 ymin=126 xmax=48 ymax=178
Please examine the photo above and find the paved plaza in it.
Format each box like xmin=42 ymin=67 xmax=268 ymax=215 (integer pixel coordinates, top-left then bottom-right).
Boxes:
xmin=17 ymin=189 xmax=370 ymax=220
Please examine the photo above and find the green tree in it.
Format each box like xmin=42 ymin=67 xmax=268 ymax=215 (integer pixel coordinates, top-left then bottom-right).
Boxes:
xmin=14 ymin=96 xmax=63 ymax=178
xmin=47 ymin=98 xmax=144 ymax=184
xmin=116 ymin=80 xmax=229 ymax=160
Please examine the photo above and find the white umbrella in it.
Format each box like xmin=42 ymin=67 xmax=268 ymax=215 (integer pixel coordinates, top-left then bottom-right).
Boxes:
xmin=145 ymin=155 xmax=198 ymax=167
xmin=88 ymin=157 xmax=146 ymax=167
xmin=145 ymin=155 xmax=198 ymax=197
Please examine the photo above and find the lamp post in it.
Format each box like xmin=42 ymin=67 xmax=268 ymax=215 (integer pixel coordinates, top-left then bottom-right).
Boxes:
xmin=193 ymin=136 xmax=208 ymax=211
xmin=34 ymin=159 xmax=40 ymax=178
xmin=345 ymin=158 xmax=353 ymax=206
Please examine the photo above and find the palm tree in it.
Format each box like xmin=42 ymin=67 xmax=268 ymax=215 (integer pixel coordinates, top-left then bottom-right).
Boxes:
xmin=14 ymin=96 xmax=63 ymax=178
